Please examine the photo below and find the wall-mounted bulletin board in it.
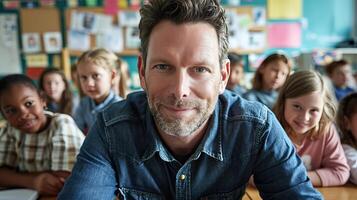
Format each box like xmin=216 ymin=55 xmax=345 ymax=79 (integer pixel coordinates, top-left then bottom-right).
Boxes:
xmin=65 ymin=7 xmax=139 ymax=57
xmin=20 ymin=8 xmax=64 ymax=80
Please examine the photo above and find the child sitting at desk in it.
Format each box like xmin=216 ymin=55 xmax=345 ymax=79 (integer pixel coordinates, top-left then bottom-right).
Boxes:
xmin=273 ymin=70 xmax=350 ymax=186
xmin=0 ymin=74 xmax=84 ymax=196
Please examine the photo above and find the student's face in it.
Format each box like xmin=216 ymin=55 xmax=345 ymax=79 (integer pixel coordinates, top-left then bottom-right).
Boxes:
xmin=228 ymin=64 xmax=244 ymax=87
xmin=346 ymin=113 xmax=357 ymax=141
xmin=0 ymin=84 xmax=47 ymax=133
xmin=260 ymin=60 xmax=289 ymax=90
xmin=77 ymin=62 xmax=115 ymax=104
xmin=284 ymin=91 xmax=324 ymax=135
xmin=330 ymin=65 xmax=351 ymax=87
xmin=139 ymin=21 xmax=229 ymax=137
xmin=43 ymin=73 xmax=66 ymax=102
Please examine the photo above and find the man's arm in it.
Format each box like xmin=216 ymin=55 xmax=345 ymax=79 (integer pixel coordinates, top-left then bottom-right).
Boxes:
xmin=253 ymin=112 xmax=322 ymax=199
xmin=58 ymin=113 xmax=117 ymax=199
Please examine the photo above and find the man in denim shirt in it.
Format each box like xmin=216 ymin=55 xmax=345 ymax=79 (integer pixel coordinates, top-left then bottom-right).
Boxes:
xmin=59 ymin=0 xmax=322 ymax=199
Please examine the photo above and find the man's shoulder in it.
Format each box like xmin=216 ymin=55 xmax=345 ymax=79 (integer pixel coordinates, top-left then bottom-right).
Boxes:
xmin=221 ymin=90 xmax=270 ymax=123
xmin=101 ymin=91 xmax=147 ymax=126
xmin=242 ymin=89 xmax=259 ymax=100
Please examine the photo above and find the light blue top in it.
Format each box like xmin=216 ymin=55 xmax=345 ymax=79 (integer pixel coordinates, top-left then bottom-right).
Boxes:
xmin=227 ymin=85 xmax=247 ymax=96
xmin=73 ymin=90 xmax=122 ymax=132
xmin=47 ymin=94 xmax=80 ymax=116
xmin=334 ymin=85 xmax=355 ymax=101
xmin=59 ymin=91 xmax=322 ymax=200
xmin=243 ymin=89 xmax=278 ymax=109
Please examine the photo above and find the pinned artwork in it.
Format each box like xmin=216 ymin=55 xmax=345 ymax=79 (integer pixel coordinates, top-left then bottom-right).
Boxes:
xmin=267 ymin=23 xmax=301 ymax=48
xmin=125 ymin=27 xmax=140 ymax=49
xmin=22 ymin=33 xmax=41 ymax=53
xmin=43 ymin=32 xmax=62 ymax=53
xmin=118 ymin=10 xmax=141 ymax=27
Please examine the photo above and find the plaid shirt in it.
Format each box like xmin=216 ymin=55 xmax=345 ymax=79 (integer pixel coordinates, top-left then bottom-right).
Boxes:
xmin=0 ymin=111 xmax=84 ymax=172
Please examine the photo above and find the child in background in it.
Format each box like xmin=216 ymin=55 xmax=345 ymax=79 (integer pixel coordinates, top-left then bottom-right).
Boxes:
xmin=70 ymin=64 xmax=85 ymax=99
xmin=112 ymin=57 xmax=129 ymax=98
xmin=243 ymin=53 xmax=291 ymax=109
xmin=0 ymin=74 xmax=84 ymax=196
xmin=74 ymin=48 xmax=122 ymax=133
xmin=337 ymin=92 xmax=357 ymax=184
xmin=226 ymin=52 xmax=246 ymax=95
xmin=325 ymin=60 xmax=355 ymax=101
xmin=39 ymin=68 xmax=79 ymax=116
xmin=273 ymin=70 xmax=349 ymax=186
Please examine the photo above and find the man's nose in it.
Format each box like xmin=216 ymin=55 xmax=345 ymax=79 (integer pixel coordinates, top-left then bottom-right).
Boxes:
xmin=172 ymin=71 xmax=190 ymax=99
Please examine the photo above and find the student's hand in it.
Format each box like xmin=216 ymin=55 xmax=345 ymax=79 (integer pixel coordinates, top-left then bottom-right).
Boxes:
xmin=307 ymin=171 xmax=322 ymax=187
xmin=33 ymin=172 xmax=64 ymax=195
xmin=51 ymin=170 xmax=71 ymax=183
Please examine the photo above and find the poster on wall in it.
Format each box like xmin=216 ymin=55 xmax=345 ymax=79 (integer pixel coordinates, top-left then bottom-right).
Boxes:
xmin=22 ymin=33 xmax=42 ymax=53
xmin=2 ymin=0 xmax=20 ymax=9
xmin=96 ymin=26 xmax=124 ymax=52
xmin=267 ymin=0 xmax=302 ymax=19
xmin=43 ymin=32 xmax=62 ymax=53
xmin=118 ymin=10 xmax=140 ymax=27
xmin=0 ymin=14 xmax=21 ymax=74
xmin=71 ymin=11 xmax=112 ymax=34
xmin=267 ymin=23 xmax=301 ymax=48
xmin=68 ymin=30 xmax=90 ymax=51
xmin=125 ymin=27 xmax=140 ymax=49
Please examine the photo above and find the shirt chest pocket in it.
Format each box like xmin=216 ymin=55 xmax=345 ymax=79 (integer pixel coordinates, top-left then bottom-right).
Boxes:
xmin=118 ymin=187 xmax=164 ymax=200
xmin=200 ymin=185 xmax=245 ymax=200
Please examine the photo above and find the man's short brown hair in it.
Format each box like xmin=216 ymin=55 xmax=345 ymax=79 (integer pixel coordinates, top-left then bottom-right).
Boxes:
xmin=139 ymin=0 xmax=228 ymax=68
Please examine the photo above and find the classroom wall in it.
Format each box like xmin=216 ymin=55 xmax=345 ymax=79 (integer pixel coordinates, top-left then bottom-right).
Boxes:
xmin=0 ymin=0 xmax=354 ymax=85
xmin=302 ymin=0 xmax=353 ymax=50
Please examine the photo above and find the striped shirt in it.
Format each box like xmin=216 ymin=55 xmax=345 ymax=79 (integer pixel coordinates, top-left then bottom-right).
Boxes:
xmin=0 ymin=111 xmax=84 ymax=172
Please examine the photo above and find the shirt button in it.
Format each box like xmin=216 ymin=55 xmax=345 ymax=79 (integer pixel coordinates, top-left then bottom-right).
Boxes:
xmin=180 ymin=174 xmax=186 ymax=180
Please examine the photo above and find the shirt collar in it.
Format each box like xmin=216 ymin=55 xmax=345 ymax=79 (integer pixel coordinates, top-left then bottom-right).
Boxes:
xmin=191 ymin=102 xmax=223 ymax=161
xmin=90 ymin=91 xmax=116 ymax=112
xmin=141 ymin=106 xmax=176 ymax=163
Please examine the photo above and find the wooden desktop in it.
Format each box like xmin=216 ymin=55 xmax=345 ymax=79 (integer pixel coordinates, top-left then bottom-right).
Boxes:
xmin=244 ymin=183 xmax=357 ymax=200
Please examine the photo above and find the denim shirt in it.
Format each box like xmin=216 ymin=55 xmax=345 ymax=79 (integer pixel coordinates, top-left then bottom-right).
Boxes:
xmin=59 ymin=91 xmax=322 ymax=200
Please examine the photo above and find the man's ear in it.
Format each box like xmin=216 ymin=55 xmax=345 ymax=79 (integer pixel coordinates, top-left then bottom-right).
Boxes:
xmin=219 ymin=59 xmax=230 ymax=94
xmin=137 ymin=55 xmax=147 ymax=91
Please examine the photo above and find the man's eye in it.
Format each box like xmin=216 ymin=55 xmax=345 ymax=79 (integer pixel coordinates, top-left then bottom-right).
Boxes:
xmin=194 ymin=66 xmax=210 ymax=73
xmin=154 ymin=64 xmax=170 ymax=71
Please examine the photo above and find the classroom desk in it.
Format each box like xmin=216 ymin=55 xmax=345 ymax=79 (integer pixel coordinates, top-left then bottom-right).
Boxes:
xmin=245 ymin=184 xmax=357 ymax=200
